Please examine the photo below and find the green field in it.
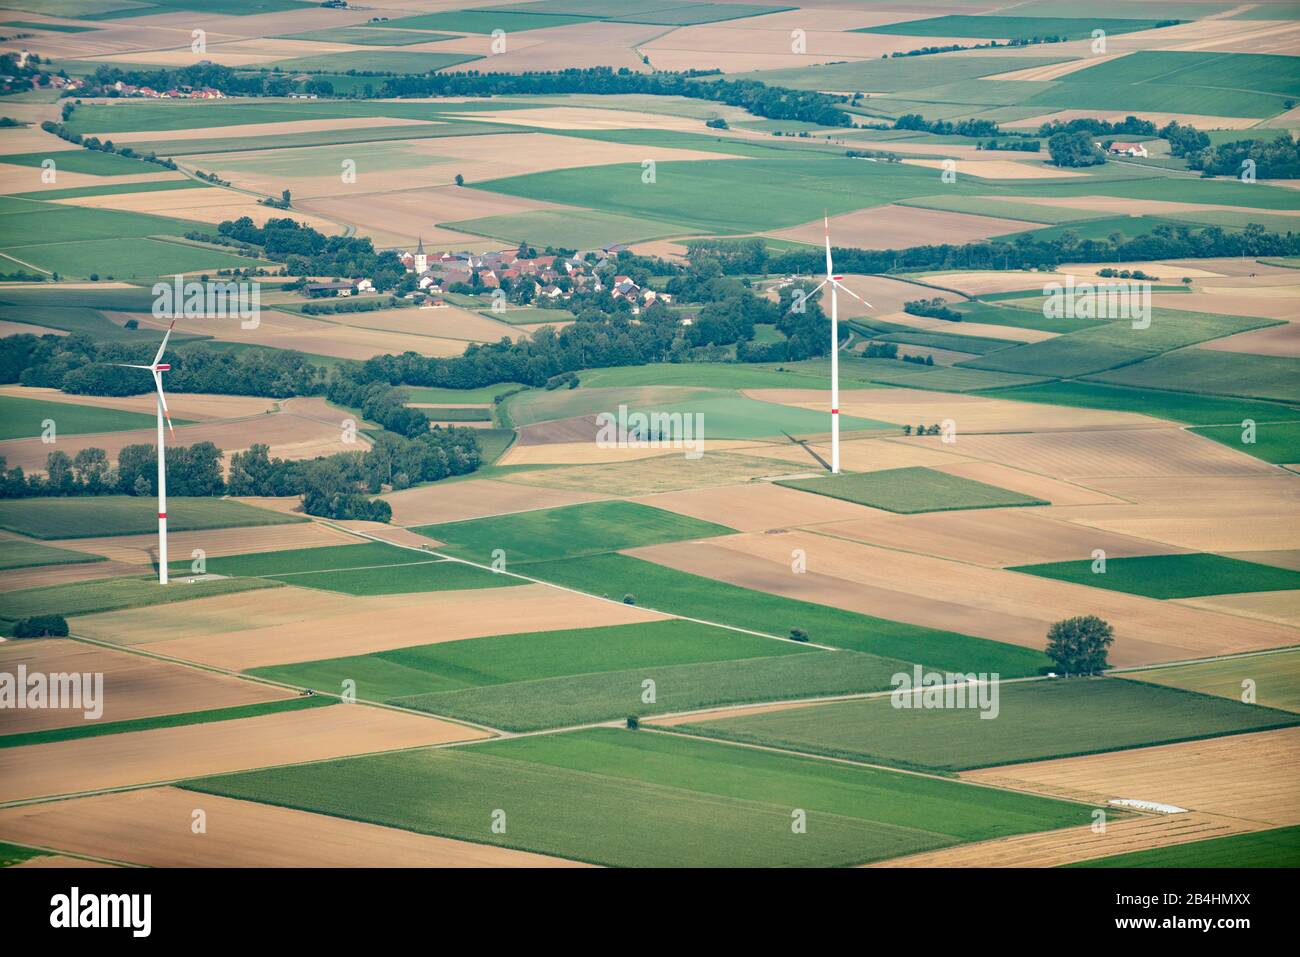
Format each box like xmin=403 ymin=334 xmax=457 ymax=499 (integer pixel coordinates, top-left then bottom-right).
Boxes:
xmin=264 ymin=560 xmax=518 ymax=596
xmin=674 ymin=678 xmax=1300 ymax=773
xmin=11 ymin=179 xmax=207 ymax=201
xmin=184 ymin=727 xmax=1094 ymax=867
xmin=0 ymin=574 xmax=278 ymax=622
xmin=0 ymin=695 xmax=333 ymax=750
xmin=779 ymin=466 xmax=1047 ymax=514
xmin=1087 ymin=350 xmax=1300 ymax=404
xmin=449 ymin=208 xmax=691 ymax=248
xmin=397 ymin=648 xmax=907 ymax=731
xmin=735 ymin=55 xmax=1069 ymax=93
xmin=250 ymin=619 xmax=807 ymax=699
xmin=1011 ymin=553 xmax=1300 ymax=599
xmin=524 ymin=553 xmax=1051 ymax=676
xmin=412 ymin=500 xmax=735 ymax=565
xmin=858 ymin=15 xmax=1172 ymax=41
xmin=0 ymin=394 xmax=167 ymax=440
xmin=503 ymin=384 xmax=891 ymax=436
xmin=404 ymin=383 xmax=527 ymax=404
xmin=578 ymin=363 xmax=832 ymax=390
xmin=980 ymin=380 xmax=1300 ymax=427
xmin=790 ymin=355 xmax=1047 ymax=393
xmin=268 ymin=51 xmax=483 ymax=73
xmin=1122 ymin=649 xmax=1300 ymax=714
xmin=0 ymin=539 xmax=105 ymax=572
xmin=1069 ymin=825 xmax=1300 ymax=868
xmin=0 ymin=150 xmax=162 ymax=176
xmin=0 ymin=496 xmax=305 ymax=539
xmin=168 ymin=541 xmax=429 ymax=578
xmin=383 ymin=10 xmax=598 ymax=32
xmin=423 ymin=407 xmax=492 ymax=421
xmin=476 ymin=157 xmax=979 ymax=236
xmin=1190 ymin=420 xmax=1300 ymax=464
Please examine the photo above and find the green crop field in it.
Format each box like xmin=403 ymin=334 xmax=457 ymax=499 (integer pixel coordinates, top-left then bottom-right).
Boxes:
xmin=858 ymin=15 xmax=1171 ymax=41
xmin=1121 ymin=649 xmax=1300 ymax=714
xmin=1011 ymin=553 xmax=1300 ymax=598
xmin=1191 ymin=421 xmax=1300 ymax=464
xmin=476 ymin=157 xmax=978 ymax=236
xmin=0 ymin=150 xmax=162 ymax=176
xmin=1087 ymin=350 xmax=1300 ymax=404
xmin=269 ymin=51 xmax=483 ymax=73
xmin=11 ymin=180 xmax=207 ymax=201
xmin=789 ymin=355 xmax=1048 ymax=392
xmin=0 ymin=695 xmax=333 ymax=750
xmin=0 ymin=496 xmax=305 ymax=539
xmin=1069 ymin=825 xmax=1300 ymax=869
xmin=524 ymin=553 xmax=1051 ymax=676
xmin=0 ymin=394 xmax=168 ymax=440
xmin=184 ymin=727 xmax=1093 ymax=866
xmin=0 ymin=574 xmax=278 ymax=622
xmin=448 ymin=208 xmax=691 ymax=249
xmin=735 ymin=55 xmax=1069 ymax=93
xmin=403 ymin=383 xmax=526 ymax=404
xmin=262 ymin=560 xmax=518 ymax=596
xmin=396 ymin=648 xmax=907 ymax=731
xmin=413 ymin=500 xmax=735 ymax=565
xmin=980 ymin=381 xmax=1300 ymax=426
xmin=168 ymin=542 xmax=431 ymax=578
xmin=674 ymin=678 xmax=1300 ymax=772
xmin=578 ymin=363 xmax=832 ymax=390
xmin=383 ymin=10 xmax=598 ymax=33
xmin=249 ymin=619 xmax=807 ymax=700
xmin=0 ymin=539 xmax=105 ymax=572
xmin=779 ymin=466 xmax=1047 ymax=514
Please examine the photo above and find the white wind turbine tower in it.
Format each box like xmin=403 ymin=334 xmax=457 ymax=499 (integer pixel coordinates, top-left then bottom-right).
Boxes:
xmin=806 ymin=214 xmax=871 ymax=474
xmin=118 ymin=319 xmax=176 ymax=584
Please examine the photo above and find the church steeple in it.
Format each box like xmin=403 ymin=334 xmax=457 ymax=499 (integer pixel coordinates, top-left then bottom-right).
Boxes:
xmin=414 ymin=236 xmax=428 ymax=274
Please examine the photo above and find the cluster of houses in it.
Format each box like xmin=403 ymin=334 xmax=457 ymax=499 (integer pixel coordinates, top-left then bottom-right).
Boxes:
xmin=108 ymin=79 xmax=225 ymax=99
xmin=1100 ymin=141 xmax=1150 ymax=158
xmin=399 ymin=240 xmax=672 ymax=310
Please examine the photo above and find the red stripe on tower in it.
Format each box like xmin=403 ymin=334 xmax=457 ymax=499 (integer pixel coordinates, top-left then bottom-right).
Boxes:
xmin=158 ymin=513 xmax=166 ymax=519
xmin=831 ymin=409 xmax=839 ymax=414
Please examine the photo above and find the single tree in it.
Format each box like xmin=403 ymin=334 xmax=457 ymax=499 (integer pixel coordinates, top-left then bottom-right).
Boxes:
xmin=1045 ymin=615 xmax=1114 ymax=675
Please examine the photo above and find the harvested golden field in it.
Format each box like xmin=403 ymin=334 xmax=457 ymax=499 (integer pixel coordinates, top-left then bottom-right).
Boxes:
xmin=872 ymin=812 xmax=1261 ymax=868
xmin=1173 ymin=590 xmax=1300 ymax=628
xmin=0 ymin=385 xmax=276 ymax=422
xmin=1195 ymin=322 xmax=1300 ymax=357
xmin=86 ymin=583 xmax=668 ymax=671
xmin=878 ymin=310 xmax=1057 ymax=343
xmin=917 ymin=269 xmax=1074 ymax=295
xmin=0 ymin=320 xmax=67 ymax=338
xmin=768 ymin=205 xmax=1037 ymax=251
xmin=504 ymin=450 xmax=808 ymax=495
xmin=131 ymin=308 xmax=469 ymax=361
xmin=0 ymin=396 xmax=369 ymax=472
xmin=437 ymin=21 xmax=657 ymax=73
xmin=988 ymin=55 xmax=1128 ymax=82
xmin=58 ymin=520 xmax=354 ymax=566
xmin=631 ymin=481 xmax=885 ymax=532
xmin=933 ymin=461 xmax=1125 ymax=506
xmin=0 ymin=165 xmax=181 ymax=195
xmin=742 ymin=386 xmax=1162 ymax=433
xmin=324 ymin=304 xmax=523 ymax=342
xmin=0 ymin=788 xmax=587 ymax=868
xmin=0 ymin=639 xmax=291 ymax=734
xmin=742 ymin=434 xmax=973 ymax=474
xmin=0 ymin=705 xmax=486 ymax=804
xmin=917 ymin=428 xmax=1275 ymax=480
xmin=631 ymin=530 xmax=1299 ymax=666
xmin=818 ymin=507 xmax=1180 ymax=568
xmin=55 ymin=187 xmax=345 ymax=233
xmin=382 ymin=477 xmax=610 ymax=526
xmin=0 ymin=559 xmax=143 ymax=593
xmin=965 ymin=727 xmax=1300 ymax=826
xmin=1012 ymin=194 xmax=1300 ymax=219
xmin=298 ymin=185 xmax=552 ymax=247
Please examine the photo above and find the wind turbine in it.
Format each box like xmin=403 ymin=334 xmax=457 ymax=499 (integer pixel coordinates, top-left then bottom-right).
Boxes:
xmin=118 ymin=319 xmax=176 ymax=584
xmin=805 ymin=214 xmax=871 ymax=474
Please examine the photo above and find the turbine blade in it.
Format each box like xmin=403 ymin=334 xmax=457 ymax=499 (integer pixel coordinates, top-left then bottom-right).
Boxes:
xmin=152 ymin=318 xmax=176 ymax=368
xmin=832 ymin=279 xmax=873 ymax=308
xmin=152 ymin=371 xmax=174 ymax=434
xmin=114 ymin=363 xmax=155 ymax=370
xmin=824 ymin=211 xmax=833 ymax=280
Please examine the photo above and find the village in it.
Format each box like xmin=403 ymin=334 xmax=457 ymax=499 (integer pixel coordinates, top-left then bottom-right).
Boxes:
xmin=306 ymin=239 xmax=675 ymax=316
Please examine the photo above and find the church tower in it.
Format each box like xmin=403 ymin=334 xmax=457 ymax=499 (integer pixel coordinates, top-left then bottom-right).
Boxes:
xmin=414 ymin=236 xmax=428 ymax=274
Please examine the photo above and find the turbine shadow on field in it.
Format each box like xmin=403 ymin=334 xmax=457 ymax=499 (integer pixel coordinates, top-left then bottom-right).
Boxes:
xmin=782 ymin=431 xmax=831 ymax=472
